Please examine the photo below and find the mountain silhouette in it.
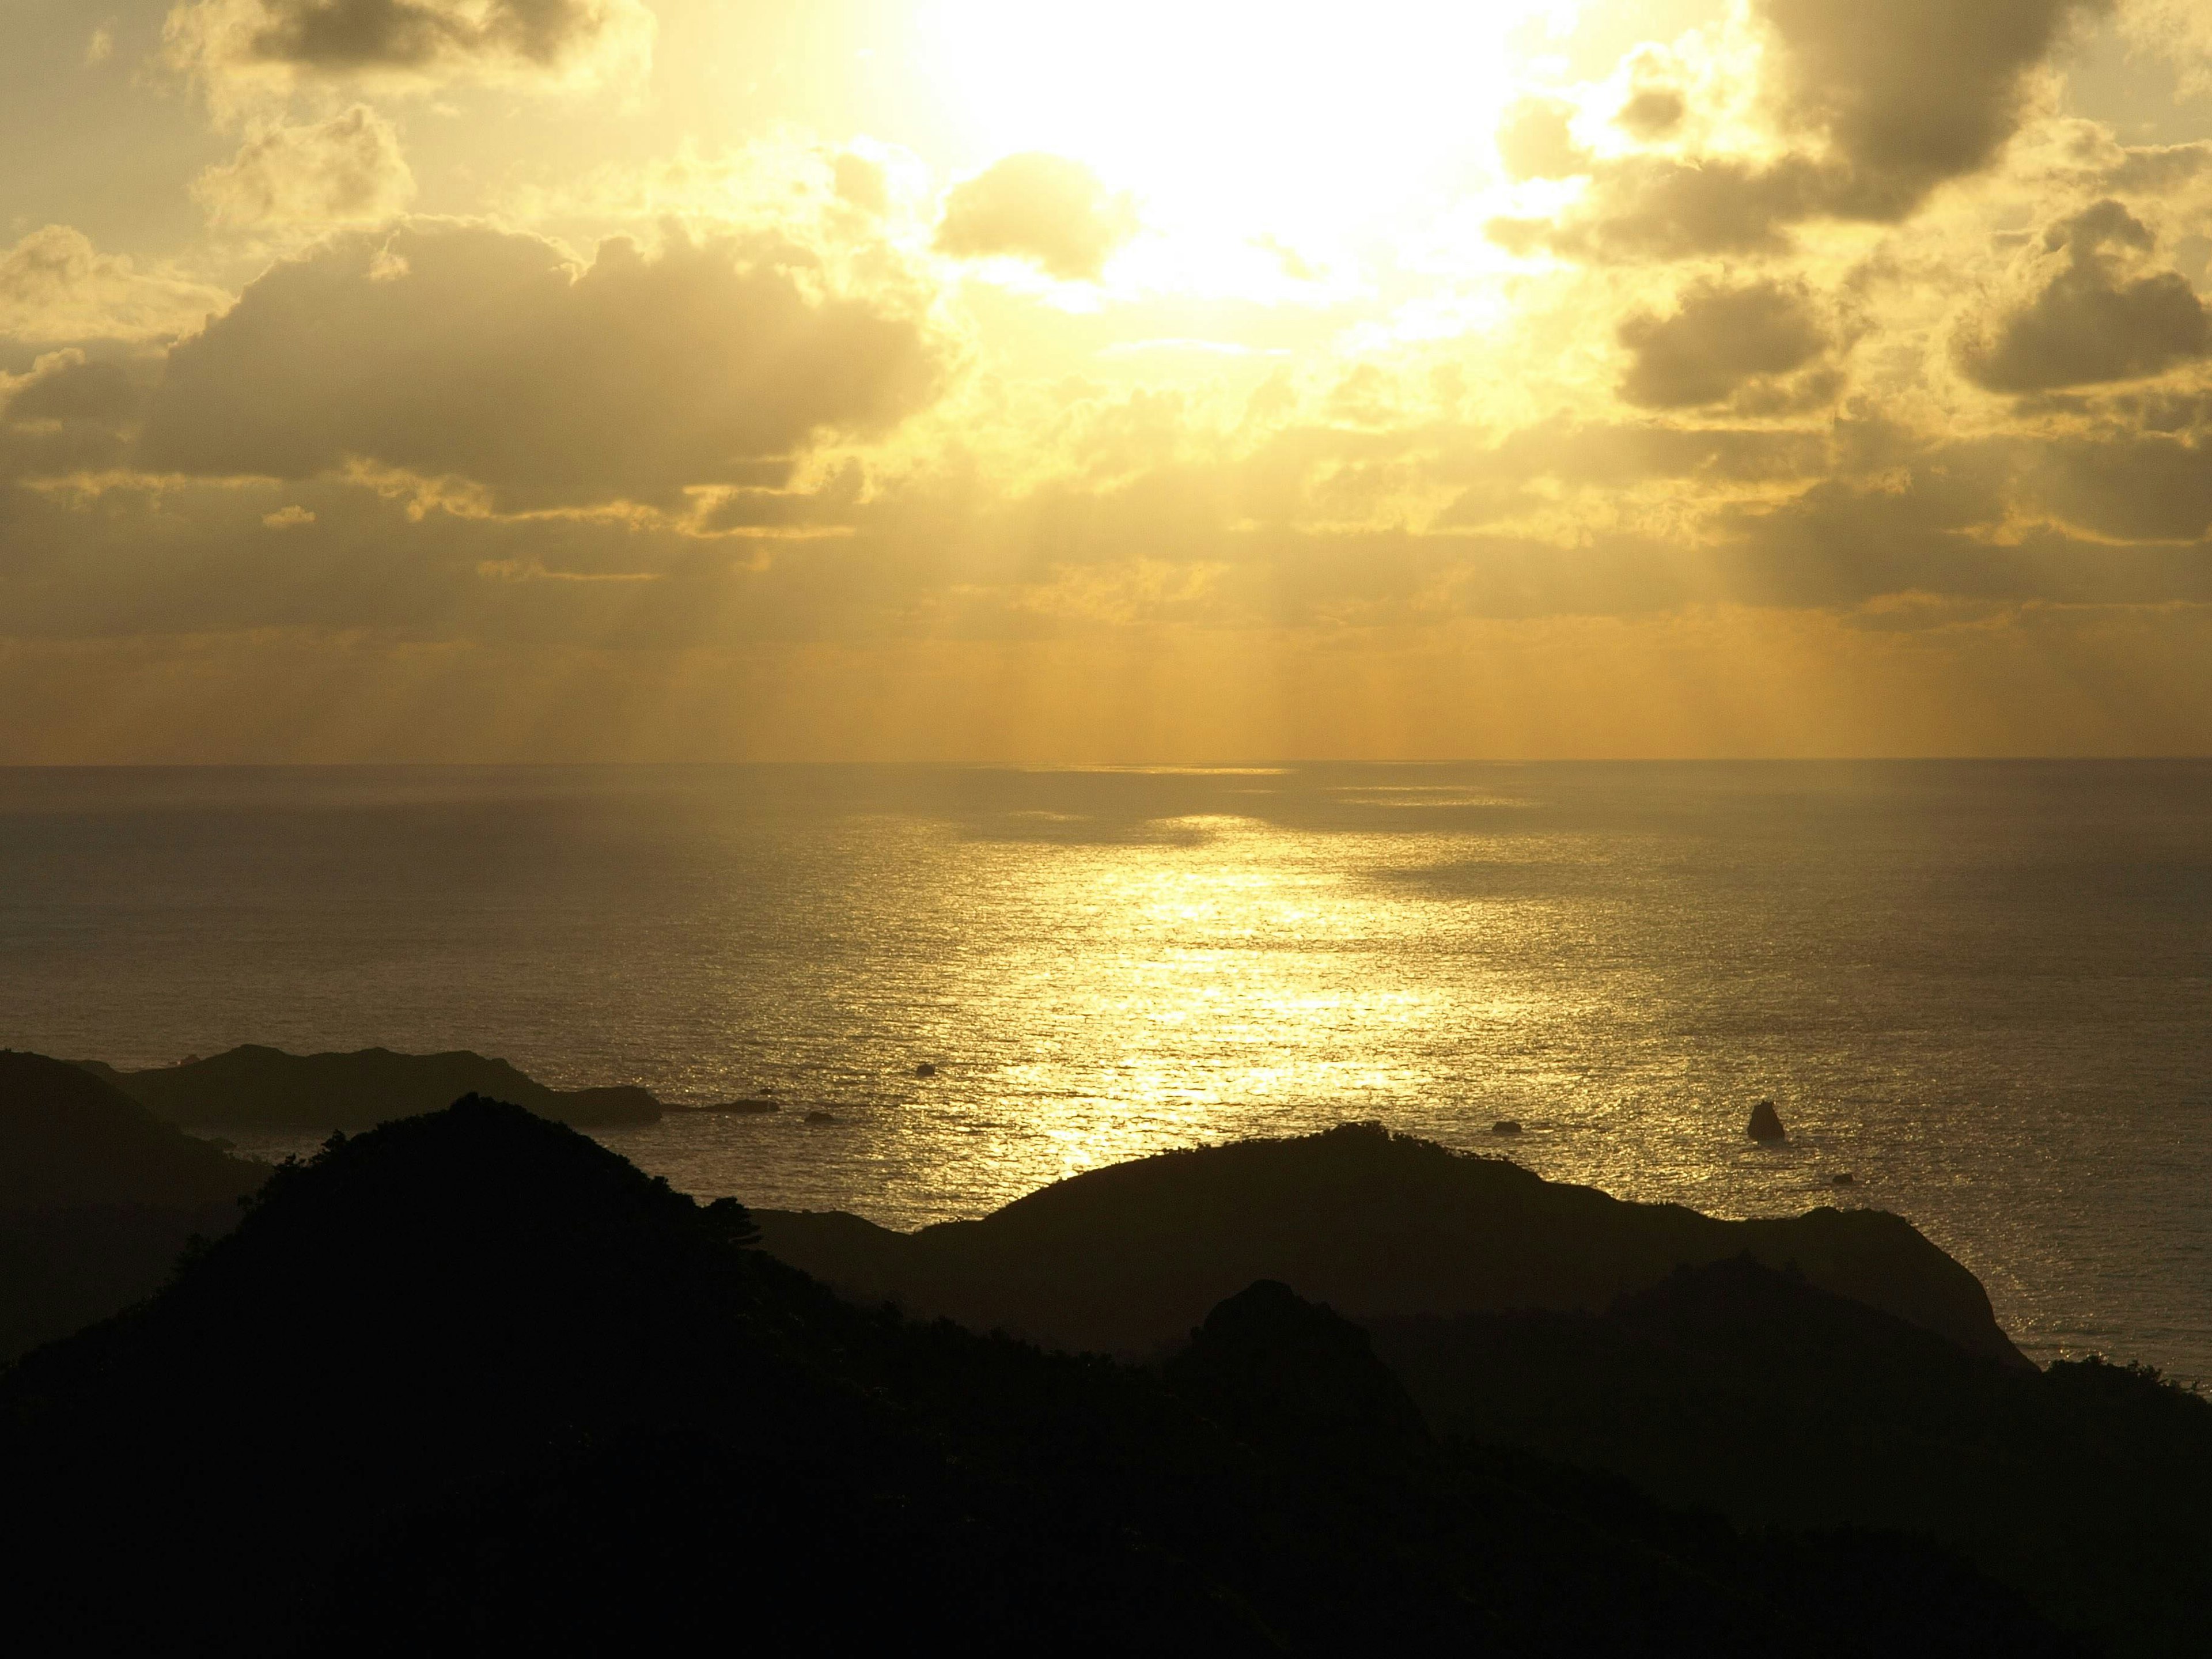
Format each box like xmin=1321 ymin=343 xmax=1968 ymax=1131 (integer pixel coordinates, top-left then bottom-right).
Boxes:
xmin=0 ymin=1097 xmax=2077 ymax=1657
xmin=755 ymin=1122 xmax=2024 ymax=1365
xmin=0 ymin=1050 xmax=264 ymax=1361
xmin=1368 ymin=1253 xmax=2212 ymax=1656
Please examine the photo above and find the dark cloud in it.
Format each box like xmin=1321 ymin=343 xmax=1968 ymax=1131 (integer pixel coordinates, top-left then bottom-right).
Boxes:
xmin=1956 ymin=200 xmax=2211 ymax=392
xmin=2031 ymin=432 xmax=2212 ymax=540
xmin=1763 ymin=0 xmax=2102 ymax=217
xmin=224 ymin=0 xmax=620 ymax=69
xmin=1498 ymin=155 xmax=1825 ymax=262
xmin=1617 ymin=278 xmax=1828 ymax=408
xmin=935 ymin=153 xmax=1136 ymax=282
xmin=165 ymin=0 xmax=651 ymax=94
xmin=0 ymin=351 xmax=147 ymax=482
xmin=1616 ymin=86 xmax=1687 ymax=141
xmin=1499 ymin=0 xmax=2108 ymax=263
xmin=137 ymin=222 xmax=946 ymax=509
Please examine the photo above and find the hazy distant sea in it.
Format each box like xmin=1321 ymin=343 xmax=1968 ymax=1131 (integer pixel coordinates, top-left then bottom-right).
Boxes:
xmin=2 ymin=762 xmax=2206 ymax=1379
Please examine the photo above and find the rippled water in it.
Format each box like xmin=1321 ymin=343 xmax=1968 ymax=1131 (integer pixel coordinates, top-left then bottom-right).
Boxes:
xmin=2 ymin=762 xmax=2206 ymax=1379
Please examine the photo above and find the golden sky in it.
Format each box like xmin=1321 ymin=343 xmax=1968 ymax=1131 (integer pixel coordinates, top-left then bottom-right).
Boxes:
xmin=6 ymin=0 xmax=2212 ymax=760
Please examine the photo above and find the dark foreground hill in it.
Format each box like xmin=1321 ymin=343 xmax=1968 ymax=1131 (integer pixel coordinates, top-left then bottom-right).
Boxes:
xmin=81 ymin=1043 xmax=664 ymax=1129
xmin=1370 ymin=1258 xmax=2212 ymax=1657
xmin=0 ymin=1051 xmax=265 ymax=1361
xmin=755 ymin=1123 xmax=2025 ymax=1365
xmin=0 ymin=1099 xmax=2073 ymax=1657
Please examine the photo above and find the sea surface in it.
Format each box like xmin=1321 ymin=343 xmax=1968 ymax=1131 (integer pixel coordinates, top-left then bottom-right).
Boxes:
xmin=1 ymin=762 xmax=2206 ymax=1380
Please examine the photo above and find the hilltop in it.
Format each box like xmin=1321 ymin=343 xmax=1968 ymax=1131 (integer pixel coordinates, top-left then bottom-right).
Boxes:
xmin=755 ymin=1122 xmax=2024 ymax=1366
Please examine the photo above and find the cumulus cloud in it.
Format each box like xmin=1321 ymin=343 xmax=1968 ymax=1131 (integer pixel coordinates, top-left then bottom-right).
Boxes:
xmin=1956 ymin=199 xmax=2211 ymax=391
xmin=193 ymin=105 xmax=416 ymax=228
xmin=1501 ymin=0 xmax=2107 ymax=262
xmin=137 ymin=221 xmax=948 ymax=509
xmin=166 ymin=0 xmax=653 ymax=99
xmin=0 ymin=226 xmax=229 ymax=344
xmin=1616 ymin=278 xmax=1831 ymax=407
xmin=935 ymin=153 xmax=1137 ymax=282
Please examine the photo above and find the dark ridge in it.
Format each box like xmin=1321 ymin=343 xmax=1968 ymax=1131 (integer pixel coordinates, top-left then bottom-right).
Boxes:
xmin=1367 ymin=1254 xmax=2212 ymax=1656
xmin=0 ymin=1097 xmax=2079 ymax=1657
xmin=755 ymin=1121 xmax=2024 ymax=1366
xmin=85 ymin=1043 xmax=664 ymax=1130
xmin=0 ymin=1051 xmax=266 ymax=1362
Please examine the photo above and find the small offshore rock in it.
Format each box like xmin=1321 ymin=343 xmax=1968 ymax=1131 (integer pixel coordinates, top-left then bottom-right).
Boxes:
xmin=915 ymin=1062 xmax=938 ymax=1079
xmin=1832 ymin=1171 xmax=1856 ymax=1186
xmin=1747 ymin=1099 xmax=1786 ymax=1142
xmin=805 ymin=1109 xmax=839 ymax=1124
xmin=1491 ymin=1120 xmax=1523 ymax=1136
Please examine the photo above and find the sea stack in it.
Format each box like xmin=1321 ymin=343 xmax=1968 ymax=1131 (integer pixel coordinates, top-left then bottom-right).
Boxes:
xmin=1747 ymin=1099 xmax=1786 ymax=1142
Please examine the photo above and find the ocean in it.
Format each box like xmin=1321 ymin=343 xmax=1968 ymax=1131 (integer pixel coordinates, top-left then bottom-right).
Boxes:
xmin=2 ymin=761 xmax=2206 ymax=1380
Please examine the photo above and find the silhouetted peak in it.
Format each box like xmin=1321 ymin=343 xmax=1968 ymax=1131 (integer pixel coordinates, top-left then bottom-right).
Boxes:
xmin=241 ymin=1092 xmax=696 ymax=1243
xmin=1170 ymin=1278 xmax=1429 ymax=1446
xmin=1748 ymin=1100 xmax=1786 ymax=1142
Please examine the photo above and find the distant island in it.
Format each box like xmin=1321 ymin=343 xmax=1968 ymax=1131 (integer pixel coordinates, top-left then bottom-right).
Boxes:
xmin=2 ymin=1052 xmax=2206 ymax=1653
xmin=77 ymin=1043 xmax=677 ymax=1130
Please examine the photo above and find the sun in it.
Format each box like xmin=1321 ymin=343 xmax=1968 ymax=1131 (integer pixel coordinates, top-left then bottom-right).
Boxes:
xmin=915 ymin=1 xmax=1570 ymax=255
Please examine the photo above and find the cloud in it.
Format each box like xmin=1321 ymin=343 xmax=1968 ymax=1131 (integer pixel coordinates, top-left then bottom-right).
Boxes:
xmin=1761 ymin=0 xmax=2101 ymax=216
xmin=2122 ymin=0 xmax=2212 ymax=100
xmin=0 ymin=350 xmax=147 ymax=482
xmin=935 ymin=153 xmax=1137 ymax=282
xmin=2029 ymin=431 xmax=2212 ymax=540
xmin=1501 ymin=0 xmax=2108 ymax=262
xmin=1956 ymin=200 xmax=2211 ymax=391
xmin=166 ymin=0 xmax=653 ymax=100
xmin=0 ymin=227 xmax=230 ymax=345
xmin=1495 ymin=99 xmax=1589 ymax=181
xmin=1617 ymin=278 xmax=1830 ymax=408
xmin=1616 ymin=85 xmax=1687 ymax=141
xmin=193 ymin=106 xmax=416 ymax=228
xmin=137 ymin=220 xmax=948 ymax=509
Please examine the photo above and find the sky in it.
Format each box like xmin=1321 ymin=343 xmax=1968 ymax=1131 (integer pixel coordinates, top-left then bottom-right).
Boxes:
xmin=6 ymin=0 xmax=2212 ymax=762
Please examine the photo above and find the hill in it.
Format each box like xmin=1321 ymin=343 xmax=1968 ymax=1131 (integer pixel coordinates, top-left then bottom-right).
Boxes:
xmin=1370 ymin=1256 xmax=2212 ymax=1656
xmin=755 ymin=1122 xmax=2024 ymax=1365
xmin=0 ymin=1050 xmax=265 ymax=1362
xmin=82 ymin=1043 xmax=664 ymax=1130
xmin=0 ymin=1099 xmax=2071 ymax=1656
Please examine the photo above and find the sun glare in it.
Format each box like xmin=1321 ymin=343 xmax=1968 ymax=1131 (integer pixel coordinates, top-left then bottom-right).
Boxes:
xmin=917 ymin=1 xmax=1569 ymax=252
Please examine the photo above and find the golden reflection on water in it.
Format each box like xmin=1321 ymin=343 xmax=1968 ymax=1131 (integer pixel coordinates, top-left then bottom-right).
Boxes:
xmin=848 ymin=810 xmax=1566 ymax=1203
xmin=84 ymin=764 xmax=2200 ymax=1381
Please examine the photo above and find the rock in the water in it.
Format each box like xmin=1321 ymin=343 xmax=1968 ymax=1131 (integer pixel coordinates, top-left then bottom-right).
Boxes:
xmin=1491 ymin=1120 xmax=1523 ymax=1136
xmin=805 ymin=1110 xmax=839 ymax=1124
xmin=915 ymin=1063 xmax=938 ymax=1079
xmin=1832 ymin=1172 xmax=1855 ymax=1186
xmin=1747 ymin=1100 xmax=1786 ymax=1142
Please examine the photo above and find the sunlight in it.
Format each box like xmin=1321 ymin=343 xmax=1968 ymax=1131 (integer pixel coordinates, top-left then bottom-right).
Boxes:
xmin=915 ymin=1 xmax=1571 ymax=256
